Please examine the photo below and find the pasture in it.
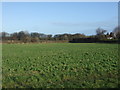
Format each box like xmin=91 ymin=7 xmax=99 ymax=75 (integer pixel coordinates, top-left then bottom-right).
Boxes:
xmin=2 ymin=43 xmax=119 ymax=88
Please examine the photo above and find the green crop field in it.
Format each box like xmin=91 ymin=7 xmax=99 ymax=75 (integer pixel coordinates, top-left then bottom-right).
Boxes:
xmin=2 ymin=43 xmax=119 ymax=88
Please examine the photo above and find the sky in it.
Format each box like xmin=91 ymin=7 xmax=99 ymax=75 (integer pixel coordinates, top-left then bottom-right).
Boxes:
xmin=2 ymin=2 xmax=118 ymax=35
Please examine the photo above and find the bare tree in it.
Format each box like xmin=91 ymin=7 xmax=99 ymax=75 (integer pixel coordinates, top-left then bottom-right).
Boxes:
xmin=96 ymin=27 xmax=107 ymax=40
xmin=96 ymin=27 xmax=107 ymax=36
xmin=113 ymin=26 xmax=120 ymax=39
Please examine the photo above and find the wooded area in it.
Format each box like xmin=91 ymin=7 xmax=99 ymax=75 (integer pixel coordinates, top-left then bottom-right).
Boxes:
xmin=1 ymin=26 xmax=120 ymax=43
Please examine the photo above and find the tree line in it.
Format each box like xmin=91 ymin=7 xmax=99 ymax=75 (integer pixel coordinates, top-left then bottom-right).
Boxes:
xmin=0 ymin=26 xmax=120 ymax=43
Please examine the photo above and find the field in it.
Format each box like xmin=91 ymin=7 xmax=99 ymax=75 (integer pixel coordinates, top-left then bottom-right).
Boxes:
xmin=2 ymin=43 xmax=119 ymax=88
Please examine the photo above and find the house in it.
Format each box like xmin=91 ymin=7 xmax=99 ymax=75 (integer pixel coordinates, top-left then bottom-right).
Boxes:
xmin=107 ymin=37 xmax=113 ymax=39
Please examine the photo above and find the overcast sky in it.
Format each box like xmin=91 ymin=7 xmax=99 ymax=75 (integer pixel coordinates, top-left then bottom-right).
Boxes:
xmin=2 ymin=2 xmax=118 ymax=35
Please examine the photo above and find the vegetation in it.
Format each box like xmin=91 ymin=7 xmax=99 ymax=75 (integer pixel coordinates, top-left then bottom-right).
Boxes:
xmin=2 ymin=43 xmax=119 ymax=88
xmin=113 ymin=26 xmax=120 ymax=39
xmin=1 ymin=26 xmax=120 ymax=43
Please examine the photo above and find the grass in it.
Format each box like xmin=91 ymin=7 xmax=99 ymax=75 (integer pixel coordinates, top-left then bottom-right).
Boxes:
xmin=2 ymin=43 xmax=119 ymax=88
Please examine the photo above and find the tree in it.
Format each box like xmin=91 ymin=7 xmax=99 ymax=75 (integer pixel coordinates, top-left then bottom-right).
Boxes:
xmin=31 ymin=32 xmax=40 ymax=38
xmin=113 ymin=26 xmax=120 ymax=39
xmin=1 ymin=32 xmax=9 ymax=41
xmin=47 ymin=34 xmax=52 ymax=40
xmin=11 ymin=32 xmax=18 ymax=40
xmin=54 ymin=34 xmax=61 ymax=40
xmin=109 ymin=32 xmax=114 ymax=37
xmin=72 ymin=33 xmax=86 ymax=39
xmin=17 ymin=31 xmax=31 ymax=43
xmin=96 ymin=27 xmax=107 ymax=39
xmin=96 ymin=27 xmax=107 ymax=35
